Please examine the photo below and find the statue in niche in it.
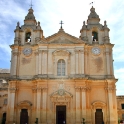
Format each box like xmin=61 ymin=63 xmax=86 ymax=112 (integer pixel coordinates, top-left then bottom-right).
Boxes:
xmin=92 ymin=31 xmax=98 ymax=41
xmin=25 ymin=32 xmax=31 ymax=42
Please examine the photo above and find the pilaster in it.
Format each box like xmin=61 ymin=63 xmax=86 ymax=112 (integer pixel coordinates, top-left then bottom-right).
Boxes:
xmin=105 ymin=48 xmax=110 ymax=75
xmin=36 ymin=87 xmax=42 ymax=123
xmin=75 ymin=50 xmax=79 ymax=74
xmin=81 ymin=87 xmax=87 ymax=120
xmin=11 ymin=51 xmax=19 ymax=76
xmin=7 ymin=81 xmax=18 ymax=124
xmin=75 ymin=87 xmax=81 ymax=124
xmin=42 ymin=88 xmax=47 ymax=124
xmin=35 ymin=51 xmax=39 ymax=75
xmin=38 ymin=50 xmax=42 ymax=74
xmin=42 ymin=50 xmax=48 ymax=74
xmin=80 ymin=49 xmax=84 ymax=74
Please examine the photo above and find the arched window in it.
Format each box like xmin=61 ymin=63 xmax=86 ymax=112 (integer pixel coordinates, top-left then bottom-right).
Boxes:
xmin=25 ymin=32 xmax=31 ymax=42
xmin=92 ymin=31 xmax=98 ymax=41
xmin=57 ymin=59 xmax=65 ymax=76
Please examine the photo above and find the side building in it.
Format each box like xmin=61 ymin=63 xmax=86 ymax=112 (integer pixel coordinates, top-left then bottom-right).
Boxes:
xmin=0 ymin=7 xmax=118 ymax=124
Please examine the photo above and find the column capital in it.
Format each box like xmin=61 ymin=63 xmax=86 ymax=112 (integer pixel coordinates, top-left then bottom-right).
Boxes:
xmin=34 ymin=52 xmax=39 ymax=56
xmin=75 ymin=87 xmax=81 ymax=92
xmin=38 ymin=50 xmax=42 ymax=54
xmin=105 ymin=51 xmax=110 ymax=55
xmin=84 ymin=50 xmax=89 ymax=55
xmin=75 ymin=50 xmax=79 ymax=54
xmin=32 ymin=88 xmax=37 ymax=93
xmin=36 ymin=87 xmax=42 ymax=92
xmin=42 ymin=88 xmax=47 ymax=92
xmin=80 ymin=50 xmax=84 ymax=54
xmin=42 ymin=50 xmax=48 ymax=54
xmin=81 ymin=87 xmax=87 ymax=92
xmin=105 ymin=87 xmax=115 ymax=92
xmin=12 ymin=52 xmax=19 ymax=56
xmin=10 ymin=87 xmax=18 ymax=93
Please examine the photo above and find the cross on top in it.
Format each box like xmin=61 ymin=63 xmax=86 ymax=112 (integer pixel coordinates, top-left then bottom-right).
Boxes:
xmin=89 ymin=1 xmax=95 ymax=6
xmin=59 ymin=20 xmax=64 ymax=29
xmin=30 ymin=0 xmax=33 ymax=8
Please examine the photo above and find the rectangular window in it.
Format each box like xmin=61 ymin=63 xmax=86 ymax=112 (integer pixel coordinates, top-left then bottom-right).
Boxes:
xmin=121 ymin=104 xmax=124 ymax=109
xmin=4 ymin=99 xmax=7 ymax=105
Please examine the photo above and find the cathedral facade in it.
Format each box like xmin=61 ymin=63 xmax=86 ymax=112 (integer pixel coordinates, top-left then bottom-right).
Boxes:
xmin=0 ymin=6 xmax=118 ymax=124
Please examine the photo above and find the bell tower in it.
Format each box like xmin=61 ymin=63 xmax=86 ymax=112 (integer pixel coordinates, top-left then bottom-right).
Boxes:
xmin=10 ymin=7 xmax=44 ymax=77
xmin=80 ymin=6 xmax=110 ymax=44
xmin=80 ymin=6 xmax=114 ymax=78
xmin=79 ymin=6 xmax=117 ymax=124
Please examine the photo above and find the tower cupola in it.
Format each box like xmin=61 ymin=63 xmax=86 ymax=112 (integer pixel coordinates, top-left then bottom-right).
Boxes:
xmin=24 ymin=7 xmax=36 ymax=25
xmin=80 ymin=6 xmax=110 ymax=44
xmin=87 ymin=6 xmax=100 ymax=25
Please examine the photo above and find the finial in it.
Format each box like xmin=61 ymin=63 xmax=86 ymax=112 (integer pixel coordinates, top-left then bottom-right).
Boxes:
xmin=59 ymin=20 xmax=64 ymax=29
xmin=83 ymin=21 xmax=85 ymax=25
xmin=38 ymin=21 xmax=40 ymax=26
xmin=104 ymin=20 xmax=107 ymax=26
xmin=30 ymin=0 xmax=33 ymax=8
xmin=17 ymin=22 xmax=20 ymax=27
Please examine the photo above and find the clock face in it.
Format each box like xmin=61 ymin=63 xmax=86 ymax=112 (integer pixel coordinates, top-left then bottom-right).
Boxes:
xmin=92 ymin=47 xmax=101 ymax=55
xmin=23 ymin=48 xmax=32 ymax=56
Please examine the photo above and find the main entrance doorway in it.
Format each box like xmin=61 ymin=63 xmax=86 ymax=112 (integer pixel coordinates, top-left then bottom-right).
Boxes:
xmin=95 ymin=109 xmax=103 ymax=124
xmin=56 ymin=106 xmax=66 ymax=124
xmin=20 ymin=109 xmax=28 ymax=124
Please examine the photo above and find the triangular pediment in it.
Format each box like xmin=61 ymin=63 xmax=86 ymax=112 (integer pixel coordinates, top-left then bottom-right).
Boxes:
xmin=45 ymin=29 xmax=84 ymax=44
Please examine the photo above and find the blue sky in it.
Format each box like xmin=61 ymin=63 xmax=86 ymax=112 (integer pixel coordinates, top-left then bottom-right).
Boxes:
xmin=0 ymin=0 xmax=124 ymax=95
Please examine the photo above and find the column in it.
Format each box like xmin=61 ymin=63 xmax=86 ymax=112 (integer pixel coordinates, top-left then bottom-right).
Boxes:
xmin=35 ymin=52 xmax=39 ymax=75
xmin=75 ymin=50 xmax=79 ymax=74
xmin=8 ymin=87 xmax=17 ymax=123
xmin=42 ymin=88 xmax=47 ymax=123
xmin=81 ymin=88 xmax=86 ymax=120
xmin=36 ymin=88 xmax=42 ymax=123
xmin=75 ymin=87 xmax=81 ymax=124
xmin=38 ymin=50 xmax=42 ymax=74
xmin=81 ymin=49 xmax=84 ymax=75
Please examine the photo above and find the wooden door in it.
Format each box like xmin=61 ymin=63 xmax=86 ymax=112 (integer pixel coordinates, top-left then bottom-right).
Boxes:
xmin=95 ymin=109 xmax=103 ymax=124
xmin=56 ymin=106 xmax=66 ymax=124
xmin=20 ymin=109 xmax=28 ymax=124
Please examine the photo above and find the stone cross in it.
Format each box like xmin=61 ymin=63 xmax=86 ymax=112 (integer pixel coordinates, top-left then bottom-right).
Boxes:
xmin=59 ymin=20 xmax=64 ymax=29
